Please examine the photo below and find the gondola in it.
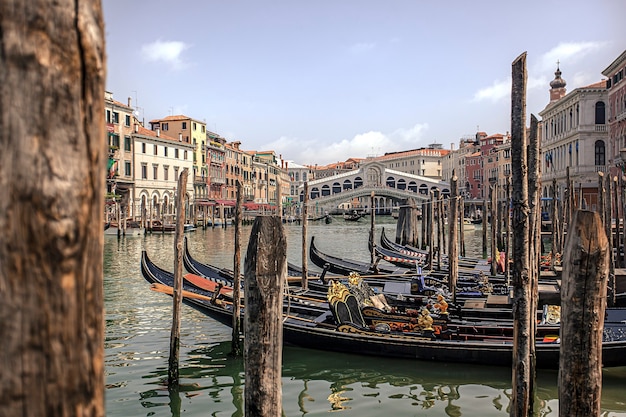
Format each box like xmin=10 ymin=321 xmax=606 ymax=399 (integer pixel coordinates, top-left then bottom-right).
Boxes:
xmin=141 ymin=250 xmax=626 ymax=369
xmin=343 ymin=211 xmax=365 ymax=221
xmin=309 ymin=235 xmax=413 ymax=276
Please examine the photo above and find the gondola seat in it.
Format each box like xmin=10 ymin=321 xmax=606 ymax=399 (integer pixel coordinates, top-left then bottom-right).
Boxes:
xmin=327 ymin=280 xmax=367 ymax=328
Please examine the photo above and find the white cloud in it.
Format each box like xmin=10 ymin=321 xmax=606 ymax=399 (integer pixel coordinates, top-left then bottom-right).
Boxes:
xmin=472 ymin=78 xmax=510 ymax=102
xmin=268 ymin=123 xmax=429 ymax=165
xmin=538 ymin=41 xmax=607 ymax=73
xmin=141 ymin=39 xmax=191 ymax=70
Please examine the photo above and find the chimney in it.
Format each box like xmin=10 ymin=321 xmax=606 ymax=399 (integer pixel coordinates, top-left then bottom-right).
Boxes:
xmin=179 ymin=132 xmax=182 ymax=142
xmin=134 ymin=124 xmax=138 ymax=133
xmin=156 ymin=128 xmax=160 ymax=137
xmin=128 ymin=97 xmax=132 ymax=107
xmin=450 ymin=142 xmax=455 ymax=151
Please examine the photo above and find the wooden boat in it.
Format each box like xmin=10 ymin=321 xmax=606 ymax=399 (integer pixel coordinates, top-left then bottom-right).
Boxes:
xmin=309 ymin=235 xmax=412 ymax=276
xmin=147 ymin=220 xmax=176 ymax=233
xmin=104 ymin=220 xmax=144 ymax=236
xmin=141 ymin=250 xmax=626 ymax=369
xmin=343 ymin=211 xmax=365 ymax=221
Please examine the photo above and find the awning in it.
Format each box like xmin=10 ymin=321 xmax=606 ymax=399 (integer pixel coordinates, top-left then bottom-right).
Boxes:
xmin=214 ymin=199 xmax=236 ymax=207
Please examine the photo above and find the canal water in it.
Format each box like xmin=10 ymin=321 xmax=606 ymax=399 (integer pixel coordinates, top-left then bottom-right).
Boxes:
xmin=104 ymin=216 xmax=626 ymax=416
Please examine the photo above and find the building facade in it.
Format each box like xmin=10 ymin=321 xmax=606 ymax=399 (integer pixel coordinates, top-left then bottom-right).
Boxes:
xmin=539 ymin=66 xmax=608 ymax=210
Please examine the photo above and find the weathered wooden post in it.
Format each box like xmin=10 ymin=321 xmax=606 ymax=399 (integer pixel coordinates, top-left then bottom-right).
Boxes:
xmin=244 ymin=216 xmax=286 ymax=416
xmin=558 ymin=210 xmax=609 ymax=417
xmin=437 ymin=194 xmax=443 ymax=268
xmin=605 ymin=174 xmax=615 ymax=307
xmin=231 ymin=180 xmax=243 ymax=356
xmin=551 ymin=178 xmax=558 ymax=270
xmin=301 ymin=182 xmax=309 ymax=290
xmin=0 ymin=2 xmax=105 ymax=415
xmin=490 ymin=184 xmax=498 ymax=276
xmin=459 ymin=196 xmax=466 ymax=258
xmin=527 ymin=114 xmax=541 ymax=403
xmin=370 ymin=191 xmax=376 ymax=264
xmin=505 ymin=175 xmax=512 ymax=284
xmin=482 ymin=190 xmax=488 ymax=258
xmin=421 ymin=201 xmax=427 ymax=250
xmin=448 ymin=173 xmax=459 ymax=302
xmin=510 ymin=51 xmax=533 ymax=417
xmin=168 ymin=169 xmax=188 ymax=387
xmin=429 ymin=191 xmax=435 ymax=270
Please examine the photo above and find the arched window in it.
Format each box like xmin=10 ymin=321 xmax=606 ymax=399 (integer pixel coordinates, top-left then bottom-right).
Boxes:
xmin=397 ymin=179 xmax=407 ymax=190
xmin=386 ymin=176 xmax=396 ymax=188
xmin=595 ymin=140 xmax=605 ymax=165
xmin=595 ymin=101 xmax=606 ymax=125
xmin=310 ymin=188 xmax=320 ymax=199
xmin=332 ymin=182 xmax=341 ymax=194
xmin=354 ymin=177 xmax=363 ymax=188
xmin=342 ymin=179 xmax=353 ymax=190
xmin=321 ymin=185 xmax=331 ymax=196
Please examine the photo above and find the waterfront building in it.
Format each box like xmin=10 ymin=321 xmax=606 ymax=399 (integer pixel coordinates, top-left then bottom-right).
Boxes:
xmin=149 ymin=115 xmax=208 ymax=207
xmin=286 ymin=160 xmax=313 ymax=217
xmin=104 ymin=91 xmax=136 ymax=222
xmin=539 ymin=66 xmax=608 ymax=210
xmin=250 ymin=150 xmax=282 ymax=213
xmin=376 ymin=143 xmax=448 ymax=179
xmin=602 ymin=49 xmax=626 ymax=178
xmin=131 ymin=124 xmax=195 ymax=224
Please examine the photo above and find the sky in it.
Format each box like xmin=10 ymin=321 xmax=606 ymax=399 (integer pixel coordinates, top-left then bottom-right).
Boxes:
xmin=103 ymin=0 xmax=626 ymax=166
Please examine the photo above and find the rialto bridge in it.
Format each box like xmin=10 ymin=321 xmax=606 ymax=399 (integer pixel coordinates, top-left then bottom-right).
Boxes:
xmin=300 ymin=160 xmax=450 ymax=215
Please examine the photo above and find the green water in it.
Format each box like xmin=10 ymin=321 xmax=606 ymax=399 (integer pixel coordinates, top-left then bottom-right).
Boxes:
xmin=104 ymin=218 xmax=626 ymax=416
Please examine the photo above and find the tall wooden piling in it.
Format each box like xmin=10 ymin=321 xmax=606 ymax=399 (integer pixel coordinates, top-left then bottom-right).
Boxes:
xmin=370 ymin=191 xmax=376 ymax=264
xmin=558 ymin=210 xmax=608 ymax=417
xmin=605 ymin=174 xmax=615 ymax=307
xmin=505 ymin=175 xmax=512 ymax=283
xmin=527 ymin=114 xmax=541 ymax=403
xmin=169 ymin=169 xmax=188 ymax=387
xmin=448 ymin=174 xmax=459 ymax=302
xmin=231 ymin=180 xmax=243 ymax=356
xmin=429 ymin=191 xmax=435 ymax=270
xmin=301 ymin=182 xmax=309 ymax=290
xmin=0 ymin=2 xmax=106 ymax=414
xmin=482 ymin=191 xmax=488 ymax=258
xmin=459 ymin=196 xmax=466 ymax=258
xmin=244 ymin=216 xmax=286 ymax=416
xmin=490 ymin=184 xmax=498 ymax=276
xmin=510 ymin=51 xmax=533 ymax=417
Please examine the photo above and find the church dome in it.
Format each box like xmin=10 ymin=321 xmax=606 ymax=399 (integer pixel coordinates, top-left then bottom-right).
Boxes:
xmin=550 ymin=66 xmax=566 ymax=89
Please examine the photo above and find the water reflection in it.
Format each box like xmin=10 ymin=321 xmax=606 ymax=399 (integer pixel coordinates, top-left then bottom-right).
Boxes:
xmin=104 ymin=221 xmax=626 ymax=417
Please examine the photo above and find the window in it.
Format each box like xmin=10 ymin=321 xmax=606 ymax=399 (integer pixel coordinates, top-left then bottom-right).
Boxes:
xmin=174 ymin=167 xmax=179 ymax=179
xmin=112 ymin=112 xmax=119 ymax=124
xmin=184 ymin=150 xmax=188 ymax=160
xmin=193 ymin=122 xmax=197 ymax=131
xmin=153 ymin=164 xmax=158 ymax=180
xmin=125 ymin=114 xmax=131 ymax=126
xmin=124 ymin=136 xmax=131 ymax=151
xmin=595 ymin=102 xmax=606 ymax=124
xmin=124 ymin=161 xmax=131 ymax=176
xmin=164 ymin=165 xmax=169 ymax=181
xmin=595 ymin=140 xmax=606 ymax=165
xmin=182 ymin=122 xmax=187 ymax=129
xmin=154 ymin=144 xmax=158 ymax=155
xmin=141 ymin=143 xmax=146 ymax=153
xmin=162 ymin=122 xmax=168 ymax=131
xmin=109 ymin=134 xmax=120 ymax=148
xmin=141 ymin=163 xmax=147 ymax=179
xmin=175 ymin=148 xmax=179 ymax=158
xmin=164 ymin=146 xmax=168 ymax=157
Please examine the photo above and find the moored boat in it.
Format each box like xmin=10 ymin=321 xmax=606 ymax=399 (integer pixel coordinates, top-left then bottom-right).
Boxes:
xmin=141 ymin=250 xmax=626 ymax=369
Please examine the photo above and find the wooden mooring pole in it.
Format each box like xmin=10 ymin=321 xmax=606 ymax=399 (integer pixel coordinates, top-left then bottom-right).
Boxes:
xmin=301 ymin=182 xmax=309 ymax=290
xmin=510 ymin=51 xmax=533 ymax=417
xmin=448 ymin=173 xmax=459 ymax=303
xmin=559 ymin=210 xmax=608 ymax=417
xmin=370 ymin=191 xmax=376 ymax=264
xmin=231 ymin=180 xmax=243 ymax=356
xmin=244 ymin=216 xmax=286 ymax=416
xmin=168 ymin=168 xmax=188 ymax=387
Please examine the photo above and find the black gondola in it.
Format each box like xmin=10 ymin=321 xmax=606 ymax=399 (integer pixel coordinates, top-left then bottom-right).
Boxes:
xmin=309 ymin=236 xmax=412 ymax=276
xmin=141 ymin=249 xmax=626 ymax=369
